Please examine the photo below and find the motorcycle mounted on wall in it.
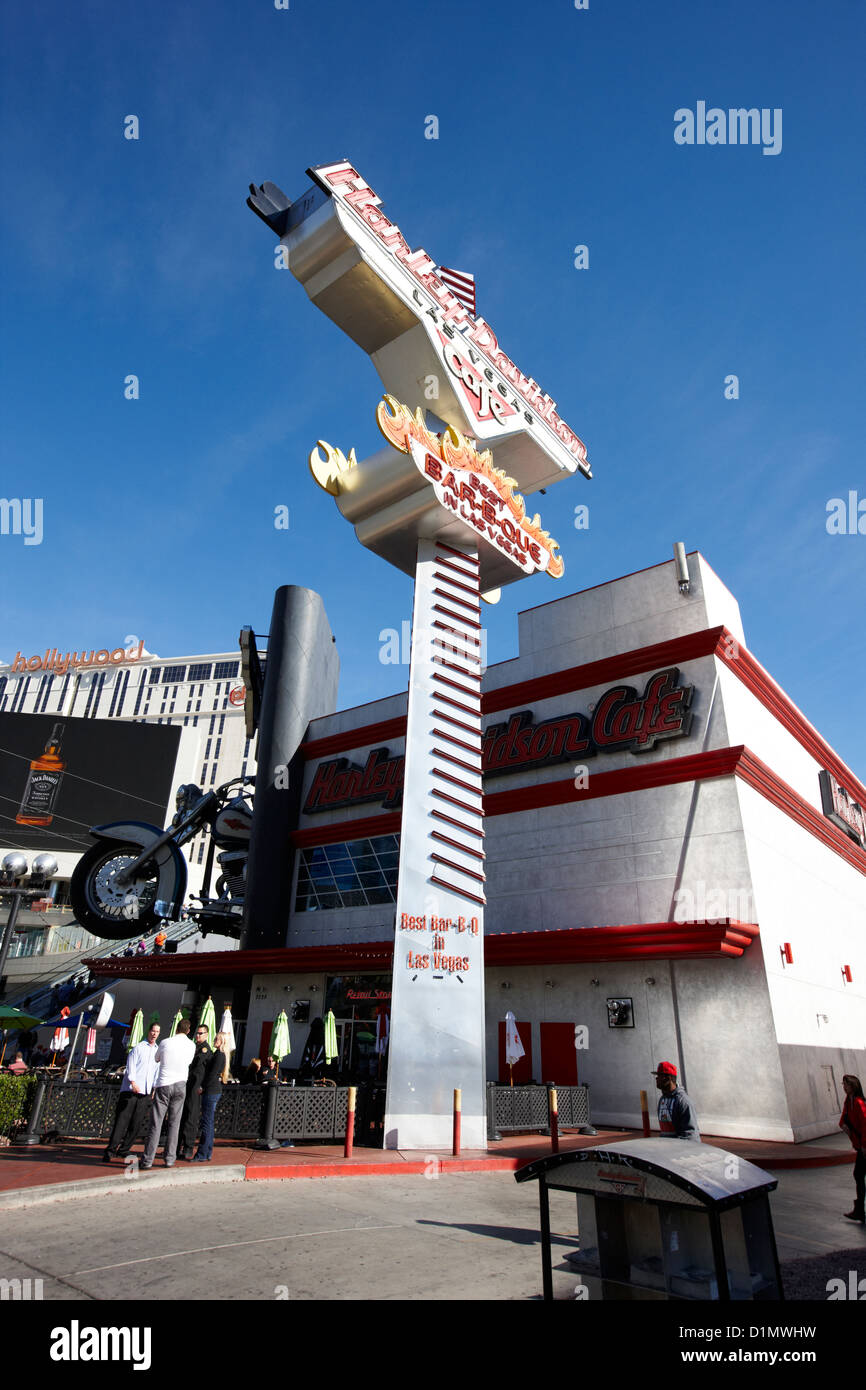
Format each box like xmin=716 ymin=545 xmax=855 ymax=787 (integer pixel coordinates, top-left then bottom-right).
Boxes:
xmin=69 ymin=777 xmax=254 ymax=940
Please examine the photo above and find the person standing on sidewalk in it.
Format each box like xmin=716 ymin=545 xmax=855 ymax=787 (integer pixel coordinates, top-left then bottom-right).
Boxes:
xmin=193 ymin=1032 xmax=230 ymax=1163
xmin=653 ymin=1061 xmax=701 ymax=1141
xmin=102 ymin=1023 xmax=160 ymax=1163
xmin=141 ymin=1020 xmax=196 ymax=1169
xmin=178 ymin=1025 xmax=212 ymax=1160
xmin=840 ymin=1074 xmax=866 ymax=1223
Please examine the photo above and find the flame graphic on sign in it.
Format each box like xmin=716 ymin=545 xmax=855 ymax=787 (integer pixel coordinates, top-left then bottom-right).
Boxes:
xmin=376 ymin=395 xmax=563 ymax=577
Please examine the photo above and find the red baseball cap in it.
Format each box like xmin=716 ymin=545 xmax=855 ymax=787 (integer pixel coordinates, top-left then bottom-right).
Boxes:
xmin=653 ymin=1061 xmax=678 ymax=1077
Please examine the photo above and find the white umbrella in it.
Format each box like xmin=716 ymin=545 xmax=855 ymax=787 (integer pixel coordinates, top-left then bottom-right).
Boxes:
xmin=504 ymin=1011 xmax=525 ymax=1087
xmin=219 ymin=1004 xmax=236 ymax=1066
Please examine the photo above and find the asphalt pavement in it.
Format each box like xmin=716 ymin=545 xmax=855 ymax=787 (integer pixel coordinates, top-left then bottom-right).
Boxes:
xmin=0 ymin=1160 xmax=863 ymax=1302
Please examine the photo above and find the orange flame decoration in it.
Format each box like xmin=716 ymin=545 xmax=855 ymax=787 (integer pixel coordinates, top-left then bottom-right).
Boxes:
xmin=376 ymin=395 xmax=564 ymax=578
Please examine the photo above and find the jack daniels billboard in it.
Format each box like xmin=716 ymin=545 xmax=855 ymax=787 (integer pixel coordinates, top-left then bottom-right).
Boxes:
xmin=304 ymin=667 xmax=695 ymax=815
xmin=0 ymin=712 xmax=182 ymax=853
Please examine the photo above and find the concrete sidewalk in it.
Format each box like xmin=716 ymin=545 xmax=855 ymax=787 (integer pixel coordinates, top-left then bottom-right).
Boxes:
xmin=0 ymin=1126 xmax=855 ymax=1208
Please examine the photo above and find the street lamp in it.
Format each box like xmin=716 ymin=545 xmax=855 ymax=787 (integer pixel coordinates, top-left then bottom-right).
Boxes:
xmin=0 ymin=853 xmax=59 ymax=995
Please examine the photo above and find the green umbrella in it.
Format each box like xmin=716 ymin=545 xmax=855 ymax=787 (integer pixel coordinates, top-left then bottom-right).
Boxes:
xmin=198 ymin=996 xmax=216 ymax=1049
xmin=324 ymin=1010 xmax=338 ymax=1065
xmin=0 ymin=1004 xmax=45 ymax=1030
xmin=148 ymin=1010 xmax=160 ymax=1027
xmin=268 ymin=1011 xmax=290 ymax=1065
xmin=168 ymin=1010 xmax=183 ymax=1037
xmin=126 ymin=1009 xmax=144 ymax=1052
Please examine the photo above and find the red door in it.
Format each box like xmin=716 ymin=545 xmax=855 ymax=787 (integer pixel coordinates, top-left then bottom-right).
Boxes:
xmin=259 ymin=1021 xmax=274 ymax=1060
xmin=540 ymin=1022 xmax=578 ymax=1085
xmin=497 ymin=1020 xmax=532 ymax=1083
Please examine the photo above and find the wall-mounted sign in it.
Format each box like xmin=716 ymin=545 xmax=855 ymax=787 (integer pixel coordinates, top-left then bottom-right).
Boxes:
xmin=9 ymin=639 xmax=146 ymax=675
xmin=819 ymin=771 xmax=865 ymax=848
xmin=303 ymin=669 xmax=695 ymax=814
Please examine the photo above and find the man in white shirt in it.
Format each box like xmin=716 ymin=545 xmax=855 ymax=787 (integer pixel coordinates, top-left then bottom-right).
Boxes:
xmin=102 ymin=1023 xmax=160 ymax=1163
xmin=141 ymin=1019 xmax=196 ymax=1168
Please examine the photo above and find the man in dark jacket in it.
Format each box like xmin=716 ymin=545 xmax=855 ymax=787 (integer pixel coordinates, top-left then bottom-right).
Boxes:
xmin=653 ymin=1061 xmax=701 ymax=1141
xmin=178 ymin=1025 xmax=211 ymax=1160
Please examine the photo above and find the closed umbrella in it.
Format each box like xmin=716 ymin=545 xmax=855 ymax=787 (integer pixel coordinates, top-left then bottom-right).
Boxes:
xmin=219 ymin=1005 xmax=236 ymax=1056
xmin=324 ymin=1010 xmax=338 ymax=1066
xmin=168 ymin=1010 xmax=184 ymax=1037
xmin=198 ymin=997 xmax=216 ymax=1049
xmin=504 ymin=1011 xmax=525 ymax=1087
xmin=50 ymin=1006 xmax=71 ymax=1065
xmin=126 ymin=1009 xmax=144 ymax=1052
xmin=268 ymin=1011 xmax=290 ymax=1069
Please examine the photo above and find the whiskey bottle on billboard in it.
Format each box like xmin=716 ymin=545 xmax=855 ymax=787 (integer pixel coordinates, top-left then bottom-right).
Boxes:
xmin=16 ymin=723 xmax=66 ymax=826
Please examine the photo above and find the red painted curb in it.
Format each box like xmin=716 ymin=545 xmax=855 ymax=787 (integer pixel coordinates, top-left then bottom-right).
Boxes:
xmin=245 ymin=1156 xmax=521 ymax=1180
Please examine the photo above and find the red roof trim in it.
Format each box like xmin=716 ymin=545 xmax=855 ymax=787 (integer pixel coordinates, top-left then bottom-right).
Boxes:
xmin=84 ymin=920 xmax=758 ymax=981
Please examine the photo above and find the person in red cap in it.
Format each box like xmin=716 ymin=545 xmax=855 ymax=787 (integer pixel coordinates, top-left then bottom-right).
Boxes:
xmin=653 ymin=1061 xmax=700 ymax=1141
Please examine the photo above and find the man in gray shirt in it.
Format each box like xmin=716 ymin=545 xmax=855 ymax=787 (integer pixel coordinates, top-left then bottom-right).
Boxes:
xmin=653 ymin=1061 xmax=701 ymax=1141
xmin=141 ymin=1019 xmax=196 ymax=1168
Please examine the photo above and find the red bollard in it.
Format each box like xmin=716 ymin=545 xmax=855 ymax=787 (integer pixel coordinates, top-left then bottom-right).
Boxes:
xmin=344 ymin=1086 xmax=356 ymax=1159
xmin=549 ymin=1087 xmax=559 ymax=1153
xmin=640 ymin=1088 xmax=651 ymax=1138
xmin=452 ymin=1088 xmax=461 ymax=1156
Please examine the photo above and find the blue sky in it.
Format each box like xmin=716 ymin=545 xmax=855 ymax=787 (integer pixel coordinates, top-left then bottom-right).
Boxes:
xmin=1 ymin=0 xmax=864 ymax=776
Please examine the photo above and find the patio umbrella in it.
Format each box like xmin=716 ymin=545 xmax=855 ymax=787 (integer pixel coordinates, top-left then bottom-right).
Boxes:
xmin=219 ymin=1005 xmax=236 ymax=1065
xmin=198 ymin=997 xmax=216 ymax=1048
xmin=50 ymin=1007 xmax=71 ymax=1066
xmin=168 ymin=1009 xmax=184 ymax=1037
xmin=268 ymin=1011 xmax=290 ymax=1066
xmin=324 ymin=1010 xmax=338 ymax=1066
xmin=148 ymin=1010 xmax=160 ymax=1027
xmin=126 ymin=1009 xmax=144 ymax=1052
xmin=0 ymin=1004 xmax=45 ymax=1030
xmin=504 ymin=1011 xmax=525 ymax=1087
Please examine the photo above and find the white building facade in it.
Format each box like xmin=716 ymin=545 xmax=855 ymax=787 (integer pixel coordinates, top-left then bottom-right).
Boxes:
xmin=238 ymin=553 xmax=865 ymax=1142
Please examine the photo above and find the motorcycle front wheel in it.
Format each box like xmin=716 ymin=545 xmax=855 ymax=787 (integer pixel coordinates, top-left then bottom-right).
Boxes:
xmin=70 ymin=840 xmax=163 ymax=940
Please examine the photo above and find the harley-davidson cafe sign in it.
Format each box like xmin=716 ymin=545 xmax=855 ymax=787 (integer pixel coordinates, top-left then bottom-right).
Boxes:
xmin=304 ymin=667 xmax=695 ymax=814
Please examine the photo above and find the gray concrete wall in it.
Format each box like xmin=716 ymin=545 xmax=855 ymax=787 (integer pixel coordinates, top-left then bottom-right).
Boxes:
xmin=778 ymin=1043 xmax=866 ymax=1140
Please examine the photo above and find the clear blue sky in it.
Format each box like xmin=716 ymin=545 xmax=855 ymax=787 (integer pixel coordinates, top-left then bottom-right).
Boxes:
xmin=1 ymin=0 xmax=864 ymax=776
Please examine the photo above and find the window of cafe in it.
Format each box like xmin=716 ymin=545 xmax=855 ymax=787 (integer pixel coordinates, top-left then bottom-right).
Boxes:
xmin=323 ymin=974 xmax=392 ymax=1080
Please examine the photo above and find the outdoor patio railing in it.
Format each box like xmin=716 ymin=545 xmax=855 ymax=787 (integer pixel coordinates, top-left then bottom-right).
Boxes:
xmin=486 ymin=1082 xmax=594 ymax=1140
xmin=18 ymin=1076 xmax=367 ymax=1147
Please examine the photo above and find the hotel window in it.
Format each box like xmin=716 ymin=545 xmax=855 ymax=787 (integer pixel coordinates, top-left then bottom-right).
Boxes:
xmin=213 ymin=661 xmax=239 ymax=680
xmin=12 ymin=678 xmax=30 ymax=712
xmin=162 ymin=666 xmax=186 ymax=683
xmin=189 ymin=663 xmax=212 ymax=682
xmin=0 ymin=675 xmax=7 ymax=710
xmin=56 ymin=673 xmax=71 ymax=711
xmin=150 ymin=668 xmax=162 ymax=684
xmin=295 ymin=835 xmax=401 ymax=912
xmin=39 ymin=675 xmax=54 ymax=712
xmin=209 ymin=765 xmax=218 ymax=786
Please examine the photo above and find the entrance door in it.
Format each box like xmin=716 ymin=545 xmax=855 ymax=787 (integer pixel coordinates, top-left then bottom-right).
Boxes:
xmin=539 ymin=1022 xmax=578 ymax=1085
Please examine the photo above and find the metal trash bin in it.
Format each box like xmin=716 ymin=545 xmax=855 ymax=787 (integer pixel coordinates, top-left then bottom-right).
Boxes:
xmin=515 ymin=1138 xmax=783 ymax=1302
